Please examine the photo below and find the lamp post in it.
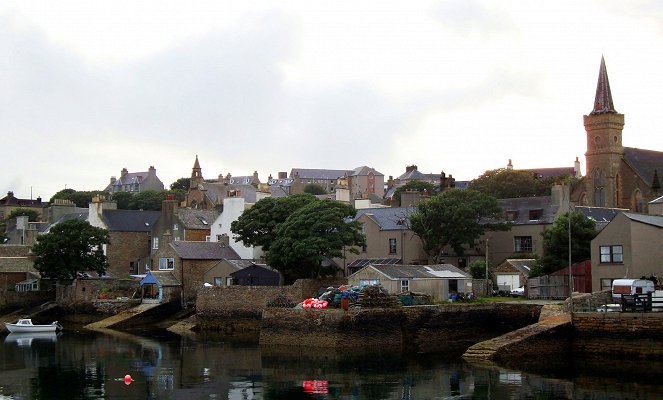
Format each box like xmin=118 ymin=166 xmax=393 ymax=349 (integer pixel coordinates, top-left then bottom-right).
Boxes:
xmin=485 ymin=238 xmax=489 ymax=296
xmin=568 ymin=207 xmax=574 ymax=313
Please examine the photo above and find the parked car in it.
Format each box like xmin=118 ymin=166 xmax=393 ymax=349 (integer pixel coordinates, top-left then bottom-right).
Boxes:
xmin=510 ymin=286 xmax=525 ymax=297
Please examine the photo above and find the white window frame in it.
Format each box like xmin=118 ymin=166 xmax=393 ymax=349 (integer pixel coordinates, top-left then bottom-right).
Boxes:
xmin=359 ymin=279 xmax=379 ymax=288
xmin=159 ymin=258 xmax=174 ymax=270
xmin=400 ymin=279 xmax=409 ymax=292
xmin=600 ymin=245 xmax=623 ymax=263
xmin=153 ymin=237 xmax=159 ymax=250
xmin=514 ymin=236 xmax=533 ymax=253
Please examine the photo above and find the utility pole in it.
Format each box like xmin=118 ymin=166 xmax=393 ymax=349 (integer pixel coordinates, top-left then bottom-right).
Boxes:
xmin=485 ymin=238 xmax=489 ymax=296
xmin=568 ymin=204 xmax=574 ymax=313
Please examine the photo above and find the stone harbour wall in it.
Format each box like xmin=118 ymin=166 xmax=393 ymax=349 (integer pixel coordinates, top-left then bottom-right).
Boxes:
xmin=258 ymin=303 xmax=542 ymax=352
xmin=572 ymin=312 xmax=663 ymax=359
xmin=195 ymin=278 xmax=347 ymax=333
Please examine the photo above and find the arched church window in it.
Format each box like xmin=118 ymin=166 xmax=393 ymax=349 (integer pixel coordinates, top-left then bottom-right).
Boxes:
xmin=632 ymin=190 xmax=644 ymax=212
xmin=593 ymin=169 xmax=605 ymax=207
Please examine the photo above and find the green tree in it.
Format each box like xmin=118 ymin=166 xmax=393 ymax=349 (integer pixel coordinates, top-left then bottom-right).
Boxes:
xmin=392 ymin=180 xmax=437 ymax=206
xmin=469 ymin=260 xmax=487 ymax=279
xmin=266 ymin=200 xmax=365 ymax=284
xmin=7 ymin=208 xmax=41 ymax=222
xmin=530 ymin=211 xmax=597 ymax=277
xmin=230 ymin=193 xmax=318 ymax=251
xmin=409 ymin=189 xmax=510 ymax=263
xmin=111 ymin=191 xmax=134 ymax=209
xmin=127 ymin=190 xmax=166 ymax=210
xmin=303 ymin=183 xmax=327 ymax=195
xmin=170 ymin=178 xmax=191 ymax=191
xmin=470 ymin=168 xmax=574 ymax=199
xmin=32 ymin=220 xmax=110 ymax=280
xmin=50 ymin=189 xmax=107 ymax=208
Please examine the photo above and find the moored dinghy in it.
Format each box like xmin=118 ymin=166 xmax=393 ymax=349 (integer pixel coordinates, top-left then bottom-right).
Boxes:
xmin=4 ymin=319 xmax=63 ymax=333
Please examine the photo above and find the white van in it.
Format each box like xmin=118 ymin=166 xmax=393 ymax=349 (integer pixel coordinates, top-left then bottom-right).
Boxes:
xmin=611 ymin=278 xmax=655 ymax=301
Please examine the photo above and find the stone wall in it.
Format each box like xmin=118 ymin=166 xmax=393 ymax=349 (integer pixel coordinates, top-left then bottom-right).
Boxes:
xmin=195 ymin=278 xmax=346 ymax=333
xmin=0 ymin=288 xmax=54 ymax=312
xmin=568 ymin=290 xmax=612 ymax=311
xmin=258 ymin=303 xmax=542 ymax=352
xmin=573 ymin=313 xmax=663 ymax=359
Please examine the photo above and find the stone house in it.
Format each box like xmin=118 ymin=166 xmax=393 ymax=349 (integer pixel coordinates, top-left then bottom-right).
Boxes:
xmin=590 ymin=212 xmax=663 ymax=292
xmin=87 ymin=196 xmax=160 ymax=276
xmin=152 ymin=240 xmax=240 ymax=305
xmin=0 ymin=191 xmax=45 ymax=221
xmin=343 ymin=207 xmax=428 ymax=274
xmin=347 ymin=263 xmax=472 ymax=302
xmin=105 ymin=166 xmax=165 ymax=194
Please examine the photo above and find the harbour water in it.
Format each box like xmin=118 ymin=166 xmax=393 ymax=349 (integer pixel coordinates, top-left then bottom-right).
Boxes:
xmin=1 ymin=327 xmax=662 ymax=399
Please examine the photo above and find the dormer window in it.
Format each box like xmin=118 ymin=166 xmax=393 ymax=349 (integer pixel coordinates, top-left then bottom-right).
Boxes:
xmin=529 ymin=209 xmax=543 ymax=220
xmin=200 ymin=218 xmax=208 ymax=225
xmin=505 ymin=211 xmax=518 ymax=221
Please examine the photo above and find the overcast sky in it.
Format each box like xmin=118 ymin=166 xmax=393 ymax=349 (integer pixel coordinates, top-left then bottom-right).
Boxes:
xmin=2 ymin=1 xmax=663 ymax=200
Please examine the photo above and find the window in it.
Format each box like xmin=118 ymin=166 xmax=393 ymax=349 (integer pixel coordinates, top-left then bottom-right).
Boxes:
xmin=600 ymin=278 xmax=614 ymax=291
xmin=173 ymin=224 xmax=178 ymax=231
xmin=505 ymin=211 xmax=518 ymax=221
xmin=528 ymin=209 xmax=542 ymax=220
xmin=600 ymin=245 xmax=623 ymax=263
xmin=226 ymin=277 xmax=234 ymax=286
xmin=514 ymin=236 xmax=533 ymax=253
xmin=129 ymin=262 xmax=135 ymax=273
xmin=593 ymin=169 xmax=606 ymax=207
xmin=158 ymin=258 xmax=174 ymax=270
xmin=359 ymin=279 xmax=379 ymax=287
xmin=400 ymin=279 xmax=409 ymax=292
xmin=153 ymin=238 xmax=159 ymax=250
xmin=214 ymin=277 xmax=222 ymax=287
xmin=389 ymin=238 xmax=397 ymax=254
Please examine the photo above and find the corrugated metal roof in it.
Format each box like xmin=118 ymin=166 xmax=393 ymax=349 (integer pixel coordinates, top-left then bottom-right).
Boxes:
xmin=362 ymin=264 xmax=471 ymax=280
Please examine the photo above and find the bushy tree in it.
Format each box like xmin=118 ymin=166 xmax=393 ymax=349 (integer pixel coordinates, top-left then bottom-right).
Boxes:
xmin=50 ymin=189 xmax=107 ymax=208
xmin=7 ymin=208 xmax=41 ymax=222
xmin=530 ymin=211 xmax=597 ymax=277
xmin=470 ymin=168 xmax=574 ymax=199
xmin=230 ymin=193 xmax=318 ymax=251
xmin=32 ymin=220 xmax=110 ymax=280
xmin=469 ymin=260 xmax=487 ymax=279
xmin=303 ymin=183 xmax=327 ymax=195
xmin=392 ymin=180 xmax=437 ymax=206
xmin=170 ymin=178 xmax=191 ymax=191
xmin=127 ymin=190 xmax=166 ymax=210
xmin=409 ymin=189 xmax=510 ymax=263
xmin=266 ymin=200 xmax=365 ymax=283
xmin=111 ymin=191 xmax=134 ymax=209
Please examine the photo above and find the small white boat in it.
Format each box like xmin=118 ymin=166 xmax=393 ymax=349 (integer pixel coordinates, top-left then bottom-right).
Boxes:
xmin=4 ymin=319 xmax=62 ymax=333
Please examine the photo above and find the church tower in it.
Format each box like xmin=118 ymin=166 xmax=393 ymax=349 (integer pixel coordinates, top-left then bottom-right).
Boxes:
xmin=190 ymin=155 xmax=203 ymax=189
xmin=583 ymin=56 xmax=625 ymax=208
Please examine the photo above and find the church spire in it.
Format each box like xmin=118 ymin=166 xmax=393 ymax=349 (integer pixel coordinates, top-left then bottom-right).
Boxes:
xmin=590 ymin=56 xmax=617 ymax=115
xmin=190 ymin=155 xmax=203 ymax=189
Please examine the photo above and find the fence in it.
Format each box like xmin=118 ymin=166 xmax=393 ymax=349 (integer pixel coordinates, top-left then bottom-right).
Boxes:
xmin=617 ymin=293 xmax=663 ymax=312
xmin=527 ymin=275 xmax=569 ymax=300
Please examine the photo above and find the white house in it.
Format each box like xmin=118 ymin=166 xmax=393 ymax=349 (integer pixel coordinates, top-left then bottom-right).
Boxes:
xmin=209 ymin=197 xmax=263 ymax=260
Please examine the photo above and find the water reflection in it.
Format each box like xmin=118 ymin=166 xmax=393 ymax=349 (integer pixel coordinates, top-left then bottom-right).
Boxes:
xmin=0 ymin=328 xmax=662 ymax=399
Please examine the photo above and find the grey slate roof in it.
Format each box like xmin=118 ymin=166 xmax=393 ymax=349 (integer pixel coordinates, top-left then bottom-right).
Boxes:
xmin=147 ymin=271 xmax=180 ymax=286
xmin=498 ymin=196 xmax=557 ymax=225
xmin=355 ymin=207 xmax=414 ymax=230
xmin=202 ymin=183 xmax=258 ymax=204
xmin=498 ymin=259 xmax=535 ymax=277
xmin=575 ymin=206 xmax=623 ymax=224
xmin=290 ymin=168 xmax=349 ymax=180
xmin=350 ymin=166 xmax=383 ymax=177
xmin=170 ymin=241 xmax=240 ymax=260
xmin=623 ymin=147 xmax=663 ymax=188
xmin=622 ymin=212 xmax=663 ymax=229
xmin=176 ymin=209 xmax=219 ymax=230
xmin=357 ymin=263 xmax=471 ymax=280
xmin=102 ymin=210 xmax=160 ymax=232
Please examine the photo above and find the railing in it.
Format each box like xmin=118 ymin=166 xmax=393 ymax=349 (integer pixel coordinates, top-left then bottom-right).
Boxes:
xmin=618 ymin=293 xmax=663 ymax=312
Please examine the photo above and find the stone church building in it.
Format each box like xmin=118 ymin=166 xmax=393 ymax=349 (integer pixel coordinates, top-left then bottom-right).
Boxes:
xmin=572 ymin=57 xmax=662 ymax=212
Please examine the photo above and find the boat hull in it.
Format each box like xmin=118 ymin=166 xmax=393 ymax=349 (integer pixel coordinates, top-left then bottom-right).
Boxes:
xmin=5 ymin=320 xmax=60 ymax=333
